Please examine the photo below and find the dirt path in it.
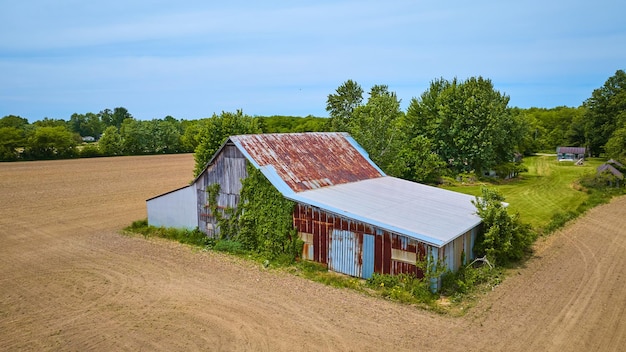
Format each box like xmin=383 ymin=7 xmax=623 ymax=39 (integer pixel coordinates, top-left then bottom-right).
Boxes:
xmin=1 ymin=155 xmax=625 ymax=351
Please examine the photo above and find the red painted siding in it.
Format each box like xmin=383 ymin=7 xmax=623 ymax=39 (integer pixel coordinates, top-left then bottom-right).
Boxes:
xmin=294 ymin=204 xmax=428 ymax=278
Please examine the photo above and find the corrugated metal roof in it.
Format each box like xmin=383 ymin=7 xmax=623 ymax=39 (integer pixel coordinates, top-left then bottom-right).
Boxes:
xmin=597 ymin=164 xmax=624 ymax=179
xmin=230 ymin=133 xmax=385 ymax=193
xmin=290 ymin=176 xmax=482 ymax=247
xmin=557 ymin=146 xmax=586 ymax=154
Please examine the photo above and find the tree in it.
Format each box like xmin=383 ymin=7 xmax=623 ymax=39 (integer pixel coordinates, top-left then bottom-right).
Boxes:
xmin=25 ymin=126 xmax=78 ymax=159
xmin=193 ymin=110 xmax=261 ymax=176
xmin=0 ymin=127 xmax=26 ymax=160
xmin=33 ymin=117 xmax=67 ymax=128
xmin=180 ymin=119 xmax=205 ymax=153
xmin=98 ymin=126 xmax=123 ymax=156
xmin=326 ymin=80 xmax=364 ymax=132
xmin=147 ymin=119 xmax=182 ymax=154
xmin=100 ymin=107 xmax=132 ymax=129
xmin=0 ymin=115 xmax=29 ymax=129
xmin=120 ymin=118 xmax=150 ymax=155
xmin=406 ymin=77 xmax=520 ymax=174
xmin=472 ymin=188 xmax=535 ymax=265
xmin=69 ymin=112 xmax=103 ymax=138
xmin=583 ymin=69 xmax=626 ymax=156
xmin=387 ymin=135 xmax=446 ymax=184
xmin=605 ymin=126 xmax=626 ymax=161
xmin=348 ymin=85 xmax=403 ymax=171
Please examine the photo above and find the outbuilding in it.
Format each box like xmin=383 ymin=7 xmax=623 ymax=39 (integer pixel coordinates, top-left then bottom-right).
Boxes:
xmin=147 ymin=132 xmax=482 ymax=280
xmin=557 ymin=147 xmax=586 ymax=161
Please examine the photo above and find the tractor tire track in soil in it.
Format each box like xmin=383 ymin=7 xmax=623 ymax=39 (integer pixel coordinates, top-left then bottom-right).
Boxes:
xmin=1 ymin=154 xmax=625 ymax=351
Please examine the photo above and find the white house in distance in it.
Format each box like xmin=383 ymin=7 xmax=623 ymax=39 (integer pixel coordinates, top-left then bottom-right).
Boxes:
xmin=147 ymin=132 xmax=482 ymax=280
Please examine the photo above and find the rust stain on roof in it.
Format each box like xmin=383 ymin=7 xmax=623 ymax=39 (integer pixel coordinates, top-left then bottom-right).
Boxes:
xmin=230 ymin=132 xmax=384 ymax=193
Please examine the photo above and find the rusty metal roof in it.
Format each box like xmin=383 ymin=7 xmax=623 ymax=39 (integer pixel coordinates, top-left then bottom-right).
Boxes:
xmin=229 ymin=133 xmax=384 ymax=193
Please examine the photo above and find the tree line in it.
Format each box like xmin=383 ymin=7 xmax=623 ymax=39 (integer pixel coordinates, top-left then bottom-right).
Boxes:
xmin=0 ymin=108 xmax=327 ymax=161
xmin=321 ymin=70 xmax=625 ymax=183
xmin=2 ymin=70 xmax=625 ymax=179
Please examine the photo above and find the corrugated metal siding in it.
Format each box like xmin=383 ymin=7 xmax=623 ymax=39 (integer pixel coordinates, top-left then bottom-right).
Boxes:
xmin=442 ymin=229 xmax=476 ymax=271
xmin=196 ymin=144 xmax=248 ymax=236
xmin=362 ymin=234 xmax=374 ymax=279
xmin=230 ymin=133 xmax=384 ymax=193
xmin=329 ymin=230 xmax=360 ymax=278
xmin=294 ymin=204 xmax=431 ymax=279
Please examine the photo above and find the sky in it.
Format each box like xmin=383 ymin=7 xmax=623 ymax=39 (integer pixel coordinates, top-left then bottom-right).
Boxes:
xmin=1 ymin=0 xmax=625 ymax=122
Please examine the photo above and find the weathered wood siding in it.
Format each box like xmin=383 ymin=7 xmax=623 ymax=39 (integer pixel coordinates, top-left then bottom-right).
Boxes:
xmin=196 ymin=143 xmax=248 ymax=236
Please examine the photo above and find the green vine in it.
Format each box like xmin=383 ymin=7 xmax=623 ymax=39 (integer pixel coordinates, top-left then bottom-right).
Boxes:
xmin=205 ymin=183 xmax=238 ymax=239
xmin=205 ymin=163 xmax=302 ymax=261
xmin=237 ymin=163 xmax=302 ymax=260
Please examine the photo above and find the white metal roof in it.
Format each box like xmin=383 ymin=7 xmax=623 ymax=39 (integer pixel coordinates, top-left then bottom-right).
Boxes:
xmin=289 ymin=176 xmax=482 ymax=247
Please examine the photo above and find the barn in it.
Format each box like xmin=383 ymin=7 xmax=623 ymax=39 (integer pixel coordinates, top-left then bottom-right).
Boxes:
xmin=147 ymin=132 xmax=482 ymax=280
xmin=557 ymin=147 xmax=586 ymax=161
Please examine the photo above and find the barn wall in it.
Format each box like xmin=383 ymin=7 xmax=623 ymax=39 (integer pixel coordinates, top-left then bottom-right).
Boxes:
xmin=441 ymin=227 xmax=478 ymax=271
xmin=147 ymin=185 xmax=197 ymax=229
xmin=196 ymin=144 xmax=248 ymax=236
xmin=294 ymin=204 xmax=428 ymax=279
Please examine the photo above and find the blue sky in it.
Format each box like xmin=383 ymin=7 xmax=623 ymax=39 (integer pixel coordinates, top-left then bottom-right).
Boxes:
xmin=1 ymin=0 xmax=625 ymax=122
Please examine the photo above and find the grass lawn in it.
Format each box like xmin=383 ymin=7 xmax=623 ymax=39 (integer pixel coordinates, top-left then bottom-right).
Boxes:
xmin=443 ymin=155 xmax=606 ymax=231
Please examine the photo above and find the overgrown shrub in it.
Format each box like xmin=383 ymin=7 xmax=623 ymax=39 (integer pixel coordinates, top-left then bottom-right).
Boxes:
xmin=441 ymin=264 xmax=502 ymax=297
xmin=472 ymin=187 xmax=536 ymax=265
xmin=79 ymin=144 xmax=102 ymax=158
xmin=544 ymin=211 xmax=578 ymax=233
xmin=366 ymin=273 xmax=437 ymax=303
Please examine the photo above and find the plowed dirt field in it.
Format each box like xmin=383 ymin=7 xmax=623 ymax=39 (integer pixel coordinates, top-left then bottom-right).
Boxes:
xmin=1 ymin=154 xmax=625 ymax=351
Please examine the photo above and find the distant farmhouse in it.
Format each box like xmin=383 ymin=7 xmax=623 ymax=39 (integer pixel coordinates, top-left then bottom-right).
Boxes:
xmin=557 ymin=147 xmax=586 ymax=161
xmin=147 ymin=133 xmax=482 ymax=282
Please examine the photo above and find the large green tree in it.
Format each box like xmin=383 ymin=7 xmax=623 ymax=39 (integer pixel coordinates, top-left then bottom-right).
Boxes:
xmin=605 ymin=127 xmax=626 ymax=161
xmin=387 ymin=135 xmax=446 ymax=184
xmin=100 ymin=107 xmax=132 ymax=129
xmin=69 ymin=112 xmax=103 ymax=138
xmin=0 ymin=115 xmax=29 ymax=161
xmin=583 ymin=69 xmax=626 ymax=156
xmin=406 ymin=77 xmax=521 ymax=174
xmin=98 ymin=126 xmax=123 ymax=156
xmin=147 ymin=119 xmax=182 ymax=154
xmin=0 ymin=115 xmax=29 ymax=129
xmin=193 ymin=110 xmax=261 ymax=176
xmin=25 ymin=126 xmax=78 ymax=159
xmin=0 ymin=127 xmax=26 ymax=160
xmin=326 ymin=80 xmax=364 ymax=132
xmin=120 ymin=118 xmax=149 ymax=155
xmin=348 ymin=85 xmax=403 ymax=171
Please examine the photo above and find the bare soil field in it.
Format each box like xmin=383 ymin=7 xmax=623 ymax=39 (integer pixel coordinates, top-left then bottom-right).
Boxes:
xmin=1 ymin=154 xmax=625 ymax=351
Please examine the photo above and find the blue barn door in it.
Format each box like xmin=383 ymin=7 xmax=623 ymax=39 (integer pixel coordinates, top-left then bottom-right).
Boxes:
xmin=362 ymin=234 xmax=375 ymax=279
xmin=329 ymin=230 xmax=375 ymax=279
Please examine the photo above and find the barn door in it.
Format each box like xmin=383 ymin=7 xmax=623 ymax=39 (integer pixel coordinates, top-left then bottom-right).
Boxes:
xmin=329 ymin=230 xmax=375 ymax=279
xmin=362 ymin=234 xmax=375 ymax=279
